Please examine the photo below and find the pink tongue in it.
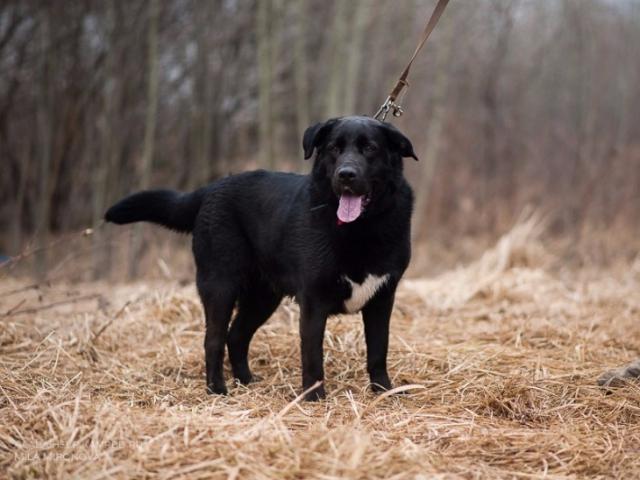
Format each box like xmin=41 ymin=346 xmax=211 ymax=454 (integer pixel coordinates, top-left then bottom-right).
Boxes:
xmin=337 ymin=194 xmax=363 ymax=223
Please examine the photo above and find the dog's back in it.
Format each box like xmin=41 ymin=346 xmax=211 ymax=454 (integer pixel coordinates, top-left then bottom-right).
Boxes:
xmin=105 ymin=170 xmax=306 ymax=235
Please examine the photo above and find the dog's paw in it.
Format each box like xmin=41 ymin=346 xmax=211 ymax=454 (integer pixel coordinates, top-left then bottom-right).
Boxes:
xmin=206 ymin=383 xmax=228 ymax=395
xmin=303 ymin=384 xmax=326 ymax=402
xmin=370 ymin=375 xmax=392 ymax=393
xmin=598 ymin=359 xmax=640 ymax=388
xmin=234 ymin=373 xmax=261 ymax=386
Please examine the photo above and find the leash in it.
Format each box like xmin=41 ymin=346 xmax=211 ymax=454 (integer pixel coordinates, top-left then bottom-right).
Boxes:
xmin=373 ymin=0 xmax=450 ymax=122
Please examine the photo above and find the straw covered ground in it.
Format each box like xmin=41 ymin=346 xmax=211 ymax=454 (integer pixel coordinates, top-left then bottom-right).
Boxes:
xmin=2 ymin=219 xmax=640 ymax=479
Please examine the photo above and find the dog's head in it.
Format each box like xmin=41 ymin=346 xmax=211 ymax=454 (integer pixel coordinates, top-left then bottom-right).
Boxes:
xmin=303 ymin=116 xmax=417 ymax=223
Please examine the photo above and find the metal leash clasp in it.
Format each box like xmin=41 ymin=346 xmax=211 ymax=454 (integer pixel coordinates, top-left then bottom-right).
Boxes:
xmin=373 ymin=96 xmax=404 ymax=122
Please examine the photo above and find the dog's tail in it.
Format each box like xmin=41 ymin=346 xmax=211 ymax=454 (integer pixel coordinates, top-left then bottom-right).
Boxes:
xmin=104 ymin=189 xmax=204 ymax=233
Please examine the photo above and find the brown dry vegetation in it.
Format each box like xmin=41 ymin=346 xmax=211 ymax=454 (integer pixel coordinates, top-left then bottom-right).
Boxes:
xmin=2 ymin=219 xmax=640 ymax=479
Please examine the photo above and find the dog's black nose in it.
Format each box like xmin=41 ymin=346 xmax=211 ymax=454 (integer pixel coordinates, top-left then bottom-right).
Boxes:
xmin=337 ymin=166 xmax=357 ymax=183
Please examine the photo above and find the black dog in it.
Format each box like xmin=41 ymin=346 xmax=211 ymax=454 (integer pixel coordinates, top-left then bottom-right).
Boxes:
xmin=105 ymin=116 xmax=417 ymax=400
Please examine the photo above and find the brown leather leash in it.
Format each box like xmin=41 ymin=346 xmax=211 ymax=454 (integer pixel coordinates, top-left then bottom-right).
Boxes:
xmin=374 ymin=0 xmax=451 ymax=121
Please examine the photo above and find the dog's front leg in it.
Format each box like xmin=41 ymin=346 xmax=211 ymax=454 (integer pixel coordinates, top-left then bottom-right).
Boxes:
xmin=299 ymin=298 xmax=329 ymax=401
xmin=362 ymin=287 xmax=395 ymax=392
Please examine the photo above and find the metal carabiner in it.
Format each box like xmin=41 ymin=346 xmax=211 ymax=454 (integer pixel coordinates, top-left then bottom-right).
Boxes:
xmin=373 ymin=96 xmax=392 ymax=121
xmin=373 ymin=96 xmax=404 ymax=122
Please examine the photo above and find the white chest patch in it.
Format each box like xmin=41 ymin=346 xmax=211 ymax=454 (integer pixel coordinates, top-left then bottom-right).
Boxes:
xmin=343 ymin=274 xmax=390 ymax=313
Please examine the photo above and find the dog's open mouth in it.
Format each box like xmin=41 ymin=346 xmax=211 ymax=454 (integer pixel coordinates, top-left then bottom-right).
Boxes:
xmin=337 ymin=193 xmax=370 ymax=223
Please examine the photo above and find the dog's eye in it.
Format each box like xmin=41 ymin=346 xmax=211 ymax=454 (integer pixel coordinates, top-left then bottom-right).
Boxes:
xmin=363 ymin=144 xmax=378 ymax=154
xmin=328 ymin=144 xmax=340 ymax=156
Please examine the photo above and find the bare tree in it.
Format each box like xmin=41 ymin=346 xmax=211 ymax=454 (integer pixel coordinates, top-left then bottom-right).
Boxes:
xmin=411 ymin=7 xmax=454 ymax=243
xmin=324 ymin=0 xmax=350 ymax=118
xmin=293 ymin=0 xmax=310 ymax=159
xmin=190 ymin=0 xmax=216 ymax=188
xmin=257 ymin=0 xmax=275 ymax=169
xmin=129 ymin=0 xmax=159 ymax=279
xmin=343 ymin=0 xmax=371 ymax=115
xmin=34 ymin=6 xmax=53 ymax=279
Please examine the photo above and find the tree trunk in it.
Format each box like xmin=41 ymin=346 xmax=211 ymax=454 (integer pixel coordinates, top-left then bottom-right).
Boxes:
xmin=190 ymin=1 xmax=215 ymax=188
xmin=34 ymin=7 xmax=53 ymax=280
xmin=257 ymin=0 xmax=275 ymax=169
xmin=11 ymin=146 xmax=30 ymax=256
xmin=324 ymin=1 xmax=350 ymax=118
xmin=129 ymin=0 xmax=159 ymax=279
xmin=480 ymin=0 xmax=515 ymax=231
xmin=293 ymin=0 xmax=310 ymax=161
xmin=92 ymin=0 xmax=119 ymax=280
xmin=343 ymin=0 xmax=370 ymax=115
xmin=411 ymin=13 xmax=453 ymax=244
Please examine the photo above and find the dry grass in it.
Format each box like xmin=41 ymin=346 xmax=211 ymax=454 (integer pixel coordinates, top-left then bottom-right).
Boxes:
xmin=2 ymin=219 xmax=640 ymax=479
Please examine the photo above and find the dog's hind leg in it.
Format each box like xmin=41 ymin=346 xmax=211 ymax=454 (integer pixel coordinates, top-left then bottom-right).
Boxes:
xmin=227 ymin=281 xmax=282 ymax=385
xmin=197 ymin=275 xmax=237 ymax=395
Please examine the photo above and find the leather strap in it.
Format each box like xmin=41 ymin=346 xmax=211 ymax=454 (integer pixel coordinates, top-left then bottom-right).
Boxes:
xmin=374 ymin=0 xmax=450 ymax=120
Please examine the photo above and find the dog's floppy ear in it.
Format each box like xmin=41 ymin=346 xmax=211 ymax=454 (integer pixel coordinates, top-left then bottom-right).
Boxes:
xmin=378 ymin=123 xmax=418 ymax=161
xmin=302 ymin=119 xmax=338 ymax=160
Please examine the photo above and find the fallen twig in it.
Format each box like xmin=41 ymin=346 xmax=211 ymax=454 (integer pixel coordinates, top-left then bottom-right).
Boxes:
xmin=2 ymin=293 xmax=103 ymax=318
